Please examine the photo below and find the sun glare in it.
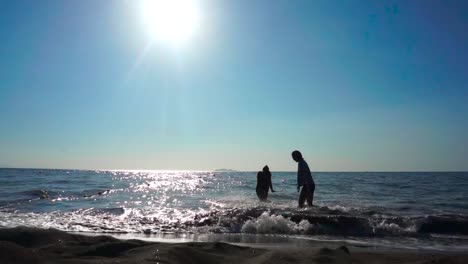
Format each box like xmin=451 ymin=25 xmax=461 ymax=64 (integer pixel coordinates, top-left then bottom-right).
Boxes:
xmin=141 ymin=0 xmax=201 ymax=46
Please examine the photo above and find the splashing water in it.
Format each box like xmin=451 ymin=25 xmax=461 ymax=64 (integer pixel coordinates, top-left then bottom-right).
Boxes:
xmin=1 ymin=169 xmax=468 ymax=250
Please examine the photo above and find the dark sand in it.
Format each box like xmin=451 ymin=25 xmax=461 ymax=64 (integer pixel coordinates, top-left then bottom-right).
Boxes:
xmin=1 ymin=227 xmax=467 ymax=264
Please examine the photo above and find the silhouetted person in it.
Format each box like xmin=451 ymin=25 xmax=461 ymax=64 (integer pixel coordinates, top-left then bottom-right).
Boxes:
xmin=292 ymin=150 xmax=315 ymax=207
xmin=256 ymin=165 xmax=275 ymax=201
xmin=262 ymin=165 xmax=276 ymax=193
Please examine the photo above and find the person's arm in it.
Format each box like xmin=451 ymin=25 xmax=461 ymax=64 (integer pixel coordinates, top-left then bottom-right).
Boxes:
xmin=297 ymin=162 xmax=302 ymax=192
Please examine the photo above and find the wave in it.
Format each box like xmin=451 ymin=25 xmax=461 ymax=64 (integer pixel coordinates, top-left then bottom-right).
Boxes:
xmin=16 ymin=188 xmax=114 ymax=201
xmin=21 ymin=189 xmax=56 ymax=199
xmin=241 ymin=212 xmax=311 ymax=234
xmin=237 ymin=212 xmax=417 ymax=236
xmin=193 ymin=207 xmax=468 ymax=237
xmin=88 ymin=207 xmax=126 ymax=216
xmin=0 ymin=189 xmax=59 ymax=209
xmin=419 ymin=215 xmax=468 ymax=235
xmin=1 ymin=205 xmax=468 ymax=238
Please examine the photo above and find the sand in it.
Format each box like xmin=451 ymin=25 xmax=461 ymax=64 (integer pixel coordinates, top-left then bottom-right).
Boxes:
xmin=1 ymin=227 xmax=467 ymax=264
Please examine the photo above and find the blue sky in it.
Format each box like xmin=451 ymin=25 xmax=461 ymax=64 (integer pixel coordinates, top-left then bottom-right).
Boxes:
xmin=1 ymin=0 xmax=467 ymax=171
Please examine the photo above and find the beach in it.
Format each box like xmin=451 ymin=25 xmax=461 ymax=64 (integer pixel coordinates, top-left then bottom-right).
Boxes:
xmin=2 ymin=0 xmax=467 ymax=262
xmin=1 ymin=169 xmax=468 ymax=252
xmin=1 ymin=226 xmax=467 ymax=264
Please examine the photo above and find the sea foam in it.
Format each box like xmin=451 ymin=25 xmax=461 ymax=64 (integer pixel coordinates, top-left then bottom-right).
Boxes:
xmin=241 ymin=212 xmax=312 ymax=234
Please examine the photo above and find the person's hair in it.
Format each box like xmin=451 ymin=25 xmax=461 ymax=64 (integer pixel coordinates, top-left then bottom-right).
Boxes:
xmin=262 ymin=165 xmax=269 ymax=172
xmin=292 ymin=150 xmax=303 ymax=160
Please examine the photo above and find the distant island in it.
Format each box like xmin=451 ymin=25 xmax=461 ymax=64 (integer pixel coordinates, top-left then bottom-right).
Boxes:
xmin=213 ymin=169 xmax=239 ymax=172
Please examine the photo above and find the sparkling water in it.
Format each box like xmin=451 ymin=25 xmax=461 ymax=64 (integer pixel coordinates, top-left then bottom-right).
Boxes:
xmin=1 ymin=169 xmax=467 ymax=250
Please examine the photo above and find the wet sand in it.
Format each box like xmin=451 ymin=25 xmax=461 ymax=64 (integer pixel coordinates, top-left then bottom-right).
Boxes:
xmin=1 ymin=227 xmax=467 ymax=264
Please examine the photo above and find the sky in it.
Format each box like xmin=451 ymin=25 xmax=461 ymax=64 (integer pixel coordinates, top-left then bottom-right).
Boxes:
xmin=0 ymin=0 xmax=467 ymax=171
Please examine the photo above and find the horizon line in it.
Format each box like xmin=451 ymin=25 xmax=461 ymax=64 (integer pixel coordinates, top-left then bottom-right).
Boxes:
xmin=0 ymin=167 xmax=466 ymax=173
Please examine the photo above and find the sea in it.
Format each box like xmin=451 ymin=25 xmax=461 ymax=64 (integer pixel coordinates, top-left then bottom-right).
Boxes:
xmin=1 ymin=169 xmax=467 ymax=251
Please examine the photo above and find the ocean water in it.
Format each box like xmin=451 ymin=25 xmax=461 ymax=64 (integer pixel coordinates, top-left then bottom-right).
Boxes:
xmin=1 ymin=169 xmax=468 ymax=250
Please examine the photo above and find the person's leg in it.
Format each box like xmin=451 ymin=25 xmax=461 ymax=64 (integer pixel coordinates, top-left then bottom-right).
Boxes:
xmin=306 ymin=184 xmax=315 ymax=206
xmin=257 ymin=190 xmax=267 ymax=201
xmin=298 ymin=187 xmax=306 ymax=207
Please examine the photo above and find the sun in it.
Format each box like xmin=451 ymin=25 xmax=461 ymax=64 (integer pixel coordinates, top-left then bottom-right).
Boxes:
xmin=141 ymin=0 xmax=201 ymax=46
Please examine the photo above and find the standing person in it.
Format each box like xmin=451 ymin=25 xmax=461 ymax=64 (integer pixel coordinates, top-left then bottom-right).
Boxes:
xmin=256 ymin=165 xmax=276 ymax=201
xmin=262 ymin=165 xmax=275 ymax=194
xmin=291 ymin=150 xmax=315 ymax=207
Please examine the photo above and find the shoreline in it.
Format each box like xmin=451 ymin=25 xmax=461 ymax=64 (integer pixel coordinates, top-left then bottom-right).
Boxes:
xmin=1 ymin=227 xmax=468 ymax=264
xmin=66 ymin=231 xmax=468 ymax=252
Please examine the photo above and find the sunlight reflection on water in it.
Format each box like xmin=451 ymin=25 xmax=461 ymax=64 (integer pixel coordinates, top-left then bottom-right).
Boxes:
xmin=1 ymin=169 xmax=468 ymax=250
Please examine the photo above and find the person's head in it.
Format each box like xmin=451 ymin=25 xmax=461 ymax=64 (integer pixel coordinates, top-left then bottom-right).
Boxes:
xmin=257 ymin=171 xmax=263 ymax=177
xmin=262 ymin=165 xmax=269 ymax=173
xmin=291 ymin=150 xmax=303 ymax=162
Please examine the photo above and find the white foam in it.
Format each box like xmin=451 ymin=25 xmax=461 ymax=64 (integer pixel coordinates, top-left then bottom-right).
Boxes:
xmin=373 ymin=219 xmax=417 ymax=235
xmin=241 ymin=212 xmax=312 ymax=234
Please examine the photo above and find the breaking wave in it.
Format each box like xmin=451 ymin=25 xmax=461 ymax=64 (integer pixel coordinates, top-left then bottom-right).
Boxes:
xmin=1 ymin=205 xmax=468 ymax=237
